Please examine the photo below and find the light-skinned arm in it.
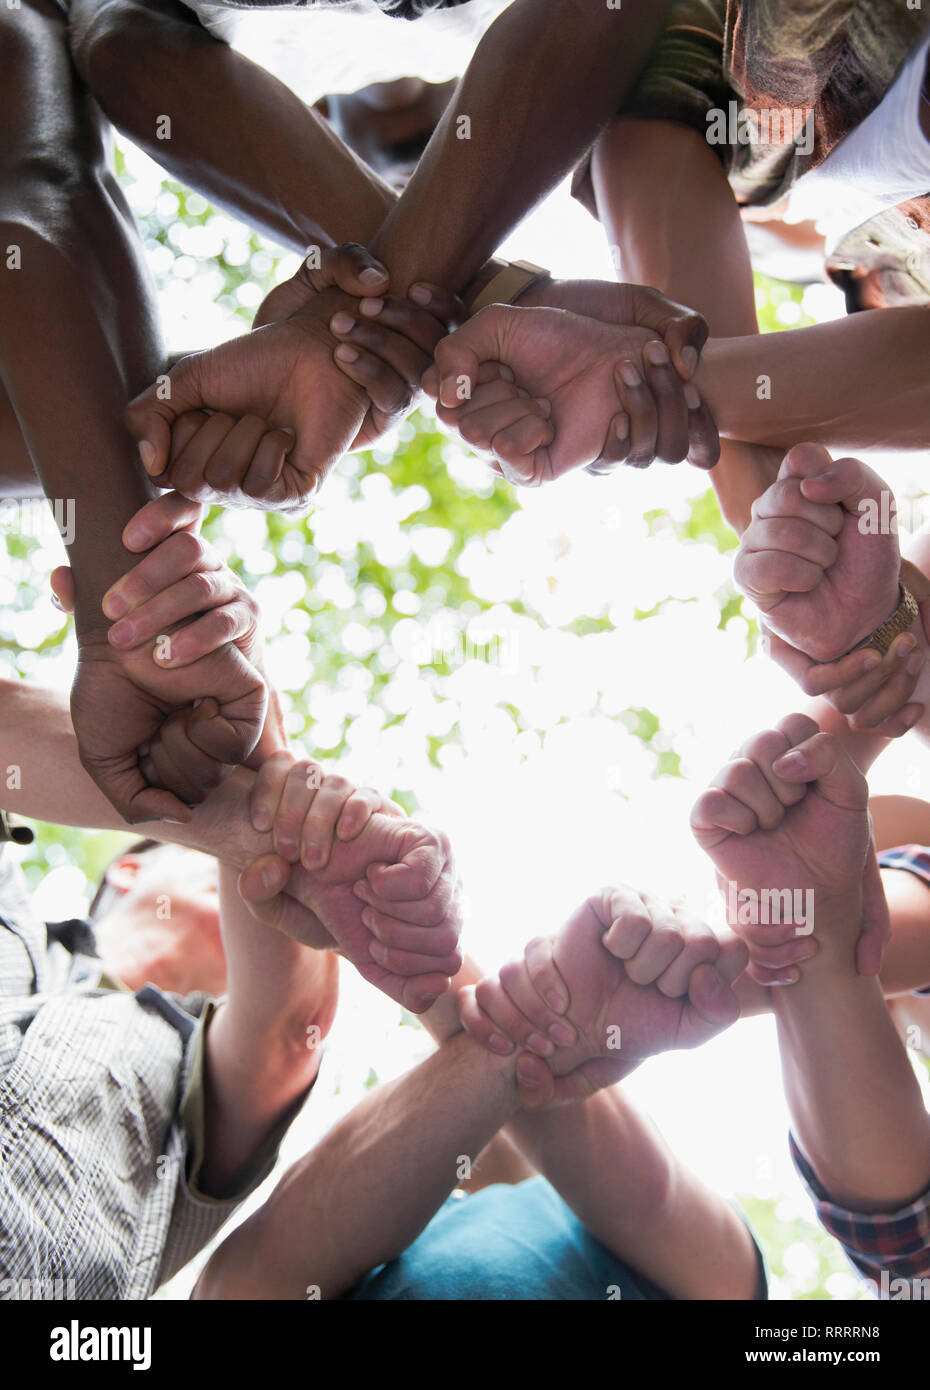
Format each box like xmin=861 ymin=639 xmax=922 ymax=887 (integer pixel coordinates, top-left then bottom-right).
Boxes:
xmin=420 ymin=952 xmax=759 ymax=1301
xmin=693 ymin=717 xmax=930 ymax=1210
xmin=192 ymin=1028 xmax=521 ymax=1299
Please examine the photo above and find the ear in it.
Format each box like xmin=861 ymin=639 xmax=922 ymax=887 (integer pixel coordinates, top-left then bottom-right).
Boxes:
xmin=105 ymin=855 xmax=145 ymax=896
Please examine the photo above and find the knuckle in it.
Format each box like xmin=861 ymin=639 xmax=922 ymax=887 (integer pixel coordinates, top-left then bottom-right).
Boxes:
xmin=323 ymin=773 xmax=353 ymax=797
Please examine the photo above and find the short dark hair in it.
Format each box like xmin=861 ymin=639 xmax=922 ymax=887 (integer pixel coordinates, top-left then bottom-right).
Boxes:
xmin=87 ymin=838 xmax=162 ymax=922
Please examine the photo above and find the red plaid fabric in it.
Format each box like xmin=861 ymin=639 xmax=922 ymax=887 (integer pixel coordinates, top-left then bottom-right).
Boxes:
xmin=790 ymin=1136 xmax=930 ymax=1296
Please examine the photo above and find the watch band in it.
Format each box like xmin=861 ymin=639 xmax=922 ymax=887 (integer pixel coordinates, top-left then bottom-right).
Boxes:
xmin=468 ymin=259 xmax=551 ymax=317
xmin=847 ymin=584 xmax=919 ymax=657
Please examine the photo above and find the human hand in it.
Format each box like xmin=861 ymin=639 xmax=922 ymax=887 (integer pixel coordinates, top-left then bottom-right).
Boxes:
xmin=69 ymin=628 xmax=266 ymax=825
xmin=124 ymin=245 xmax=457 ymax=511
xmin=248 ymin=748 xmax=405 ymax=871
xmin=690 ymin=714 xmax=887 ymax=978
xmin=420 ymin=303 xmax=715 ymax=486
xmin=735 ymin=444 xmax=903 ymax=664
xmin=515 ymin=276 xmax=719 ymax=473
xmin=55 ymin=491 xmax=283 ymax=812
xmin=762 ymin=624 xmax=924 ymax=738
xmin=237 ymin=810 xmax=463 ymax=1011
xmin=459 ymin=886 xmax=746 ymax=1106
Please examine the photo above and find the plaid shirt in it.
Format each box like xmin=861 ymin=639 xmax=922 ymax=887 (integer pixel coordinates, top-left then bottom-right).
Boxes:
xmin=791 ymin=1138 xmax=930 ymax=1295
xmin=0 ymin=841 xmax=266 ymax=1300
xmin=788 ymin=845 xmax=930 ymax=1296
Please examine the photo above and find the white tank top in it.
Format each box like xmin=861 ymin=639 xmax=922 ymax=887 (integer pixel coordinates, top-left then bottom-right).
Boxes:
xmin=785 ymin=28 xmax=930 ymax=250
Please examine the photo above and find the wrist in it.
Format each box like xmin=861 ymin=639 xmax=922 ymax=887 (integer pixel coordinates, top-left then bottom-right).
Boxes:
xmin=691 ymin=337 xmax=731 ymax=435
xmin=460 ymin=259 xmax=508 ymax=315
xmin=779 ymin=899 xmax=863 ymax=986
xmin=143 ymin=768 xmax=271 ymax=869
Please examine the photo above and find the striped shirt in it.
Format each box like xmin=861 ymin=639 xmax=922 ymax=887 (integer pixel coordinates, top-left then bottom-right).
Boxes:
xmin=0 ymin=843 xmax=267 ymax=1300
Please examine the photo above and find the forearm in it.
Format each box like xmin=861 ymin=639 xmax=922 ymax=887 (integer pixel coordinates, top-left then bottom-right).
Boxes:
xmin=774 ymin=937 xmax=930 ymax=1211
xmin=0 ymin=679 xmax=270 ymax=867
xmin=422 ymin=959 xmax=757 ymax=1298
xmin=586 ymin=115 xmax=783 ymax=534
xmin=368 ymin=0 xmax=671 ymax=295
xmin=696 ymin=310 xmax=930 ymax=454
xmin=0 ymin=10 xmax=160 ymax=629
xmin=196 ymin=1031 xmax=520 ymax=1299
xmin=197 ymin=865 xmax=331 ymax=1197
xmin=69 ymin=0 xmax=395 ymax=254
xmin=505 ymin=1092 xmax=760 ymax=1300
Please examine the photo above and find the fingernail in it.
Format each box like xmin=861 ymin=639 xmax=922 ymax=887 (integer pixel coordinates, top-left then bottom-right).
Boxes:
xmin=488 ymin=1033 xmax=514 ymax=1055
xmin=252 ymin=808 xmax=270 ymax=832
xmin=681 ymin=345 xmax=699 ymax=376
xmin=526 ymin=1032 xmax=553 ymax=1057
xmin=335 ymin=345 xmax=358 ymax=363
xmin=548 ymin=1022 xmax=574 ymax=1046
xmin=108 ymin=620 xmax=133 ymax=647
xmin=644 ymin=341 xmax=669 ymax=367
xmin=102 ymin=591 xmax=128 ymax=619
xmin=862 ymin=651 xmax=882 ymax=670
xmin=409 ymin=284 xmax=431 ymax=305
xmin=277 ymin=839 xmax=297 ymax=860
xmin=369 ymin=940 xmax=386 ymax=964
xmin=774 ymin=750 xmax=806 ymax=775
xmin=684 ymin=383 xmax=702 ymax=411
xmin=414 ymin=992 xmax=439 ymax=1011
xmin=614 ymin=413 xmax=630 ymax=440
xmin=139 ymin=440 xmax=158 ymax=475
xmin=360 ymin=297 xmax=384 ymax=317
xmin=330 ymin=311 xmax=355 ymax=335
xmin=619 ymin=362 xmax=641 ymax=388
xmin=546 ymin=990 xmax=567 ymax=1013
xmin=359 ymin=266 xmax=387 ymax=286
xmin=261 ymin=863 xmax=280 ymax=889
xmin=50 ymin=590 xmax=64 ymax=613
xmin=302 ymin=842 xmax=323 ymax=869
xmin=516 ymin=1060 xmax=540 ymax=1088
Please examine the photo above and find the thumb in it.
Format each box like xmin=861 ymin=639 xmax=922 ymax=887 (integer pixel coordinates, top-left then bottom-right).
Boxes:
xmin=238 ymin=852 xmax=292 ymax=929
xmin=312 ymin=242 xmax=390 ymax=299
xmin=50 ymin=564 xmax=75 ymax=615
xmin=785 ymin=445 xmax=886 ymax=523
xmin=432 ymin=306 xmax=514 ymax=409
xmin=856 ymin=845 xmax=891 ymax=977
xmin=771 ymin=731 xmax=869 ymax=812
xmin=680 ymin=938 xmax=747 ymax=1043
xmin=124 ymin=353 xmax=209 ymax=479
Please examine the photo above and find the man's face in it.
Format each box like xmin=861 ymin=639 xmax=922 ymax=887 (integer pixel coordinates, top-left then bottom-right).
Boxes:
xmin=98 ymin=845 xmax=227 ymax=995
xmin=320 ymin=77 xmax=457 ymax=190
